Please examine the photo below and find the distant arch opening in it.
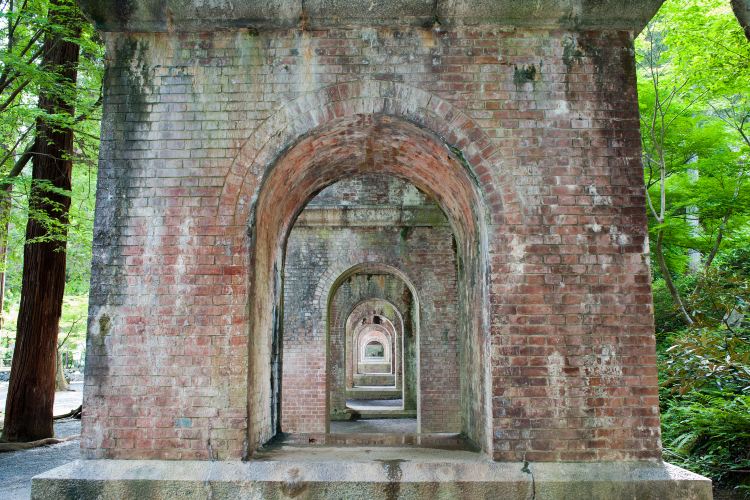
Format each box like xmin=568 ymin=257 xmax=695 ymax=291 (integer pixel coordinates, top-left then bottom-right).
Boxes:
xmin=364 ymin=341 xmax=385 ymax=360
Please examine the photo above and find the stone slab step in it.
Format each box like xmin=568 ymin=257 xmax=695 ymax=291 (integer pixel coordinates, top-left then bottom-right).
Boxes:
xmin=354 ymin=374 xmax=395 ymax=386
xmin=357 ymin=363 xmax=392 ymax=374
xmin=345 ymin=389 xmax=401 ymax=399
xmin=275 ymin=434 xmax=467 ymax=449
xmin=356 ymin=409 xmax=416 ymax=419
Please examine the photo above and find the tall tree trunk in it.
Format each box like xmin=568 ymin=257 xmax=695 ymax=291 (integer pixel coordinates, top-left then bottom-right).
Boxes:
xmin=731 ymin=0 xmax=750 ymax=42
xmin=0 ymin=185 xmax=10 ymax=330
xmin=2 ymin=0 xmax=80 ymax=442
xmin=55 ymin=348 xmax=69 ymax=392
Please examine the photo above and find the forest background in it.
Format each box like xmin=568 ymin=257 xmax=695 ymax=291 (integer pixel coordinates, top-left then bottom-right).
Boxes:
xmin=0 ymin=0 xmax=748 ymax=495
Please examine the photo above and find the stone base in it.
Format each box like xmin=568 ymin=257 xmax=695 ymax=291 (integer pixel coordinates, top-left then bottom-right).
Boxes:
xmin=32 ymin=447 xmax=712 ymax=500
xmin=354 ymin=410 xmax=417 ymax=419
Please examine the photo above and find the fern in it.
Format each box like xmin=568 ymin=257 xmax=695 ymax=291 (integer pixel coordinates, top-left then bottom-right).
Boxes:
xmin=662 ymin=391 xmax=750 ymax=494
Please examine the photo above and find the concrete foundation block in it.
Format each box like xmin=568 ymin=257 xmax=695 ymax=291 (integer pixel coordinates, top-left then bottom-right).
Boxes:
xmin=32 ymin=449 xmax=711 ymax=499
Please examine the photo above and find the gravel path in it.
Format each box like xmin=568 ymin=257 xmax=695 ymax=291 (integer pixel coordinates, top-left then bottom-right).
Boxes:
xmin=0 ymin=382 xmax=84 ymax=499
xmin=0 ymin=420 xmax=81 ymax=499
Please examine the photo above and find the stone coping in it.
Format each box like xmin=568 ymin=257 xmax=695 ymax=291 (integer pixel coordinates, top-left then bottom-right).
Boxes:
xmin=76 ymin=0 xmax=665 ymax=33
xmin=32 ymin=453 xmax=711 ymax=499
xmin=294 ymin=207 xmax=449 ymax=228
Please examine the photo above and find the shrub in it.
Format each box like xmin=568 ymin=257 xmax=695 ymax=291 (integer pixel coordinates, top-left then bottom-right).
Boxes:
xmin=661 ymin=391 xmax=750 ymax=496
xmin=660 ymin=327 xmax=750 ymax=394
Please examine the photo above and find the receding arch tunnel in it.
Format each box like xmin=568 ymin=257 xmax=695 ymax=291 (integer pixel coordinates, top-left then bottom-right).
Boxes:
xmin=248 ymin=114 xmax=491 ymax=453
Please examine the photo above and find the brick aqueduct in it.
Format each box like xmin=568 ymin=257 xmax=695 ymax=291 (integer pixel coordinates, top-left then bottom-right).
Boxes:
xmin=33 ymin=1 xmax=712 ymax=498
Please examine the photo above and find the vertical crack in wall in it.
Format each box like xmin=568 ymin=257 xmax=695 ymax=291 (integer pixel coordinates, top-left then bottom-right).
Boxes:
xmin=430 ymin=0 xmax=441 ymax=27
xmin=202 ymin=461 xmax=215 ymax=500
xmin=521 ymin=460 xmax=536 ymax=500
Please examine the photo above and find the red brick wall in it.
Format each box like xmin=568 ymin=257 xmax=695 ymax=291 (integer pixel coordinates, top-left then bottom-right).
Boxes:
xmin=83 ymin=27 xmax=660 ymax=461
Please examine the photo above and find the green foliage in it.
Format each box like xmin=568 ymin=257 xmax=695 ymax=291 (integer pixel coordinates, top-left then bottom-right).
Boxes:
xmin=661 ymin=327 xmax=750 ymax=394
xmin=1 ymin=0 xmax=103 ymax=160
xmin=658 ymin=261 xmax=750 ymax=393
xmin=0 ymin=0 xmax=101 ymax=360
xmin=656 ymin=257 xmax=750 ymax=492
xmin=660 ymin=0 xmax=750 ymax=102
xmin=0 ymin=0 xmax=101 ymax=278
xmin=2 ymin=294 xmax=87 ymax=364
xmin=57 ymin=294 xmax=87 ymax=364
xmin=661 ymin=391 xmax=750 ymax=492
xmin=653 ymin=277 xmax=692 ymax=334
xmin=640 ymin=1 xmax=750 ymax=492
xmin=719 ymin=246 xmax=750 ymax=276
xmin=687 ymin=266 xmax=750 ymax=329
xmin=637 ymin=0 xmax=750 ymax=280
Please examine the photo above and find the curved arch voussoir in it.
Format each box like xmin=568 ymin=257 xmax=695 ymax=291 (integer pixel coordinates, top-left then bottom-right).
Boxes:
xmin=222 ymin=80 xmax=512 ymax=227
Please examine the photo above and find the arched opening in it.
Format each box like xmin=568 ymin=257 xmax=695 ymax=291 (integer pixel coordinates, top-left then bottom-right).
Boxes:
xmin=348 ymin=301 xmax=402 ymax=393
xmin=247 ymin=113 xmax=490 ymax=455
xmin=363 ymin=341 xmax=385 ymax=361
xmin=326 ymin=265 xmax=422 ymax=434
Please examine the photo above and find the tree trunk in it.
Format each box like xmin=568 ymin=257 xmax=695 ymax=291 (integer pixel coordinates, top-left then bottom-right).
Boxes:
xmin=654 ymin=230 xmax=694 ymax=327
xmin=0 ymin=185 xmax=10 ymax=330
xmin=731 ymin=0 xmax=750 ymax=42
xmin=2 ymin=0 xmax=80 ymax=442
xmin=55 ymin=348 xmax=69 ymax=392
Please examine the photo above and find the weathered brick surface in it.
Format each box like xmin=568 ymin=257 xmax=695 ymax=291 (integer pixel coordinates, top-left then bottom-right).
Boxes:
xmin=84 ymin=26 xmax=660 ymax=461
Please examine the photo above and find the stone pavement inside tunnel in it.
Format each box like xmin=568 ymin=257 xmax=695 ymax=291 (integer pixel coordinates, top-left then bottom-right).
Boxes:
xmin=34 ymin=0 xmax=713 ymax=498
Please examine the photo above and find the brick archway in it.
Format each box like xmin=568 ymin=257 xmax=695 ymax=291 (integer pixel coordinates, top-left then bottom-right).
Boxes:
xmin=346 ymin=299 xmax=402 ymax=392
xmin=52 ymin=2 xmax=705 ymax=494
xmin=326 ymin=268 xmax=422 ymax=431
xmin=71 ymin=6 xmax=669 ymax=473
xmin=221 ymin=80 xmax=518 ymax=228
xmin=245 ymin=114 xmax=494 ymax=454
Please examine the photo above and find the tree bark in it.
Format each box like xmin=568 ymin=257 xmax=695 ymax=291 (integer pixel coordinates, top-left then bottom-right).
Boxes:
xmin=654 ymin=230 xmax=694 ymax=327
xmin=2 ymin=0 xmax=80 ymax=442
xmin=0 ymin=186 xmax=10 ymax=331
xmin=55 ymin=348 xmax=69 ymax=392
xmin=731 ymin=0 xmax=750 ymax=42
